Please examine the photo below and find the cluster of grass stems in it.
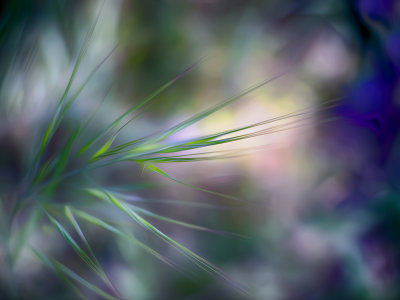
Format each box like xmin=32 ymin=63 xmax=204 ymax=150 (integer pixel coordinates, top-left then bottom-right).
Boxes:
xmin=1 ymin=12 xmax=337 ymax=300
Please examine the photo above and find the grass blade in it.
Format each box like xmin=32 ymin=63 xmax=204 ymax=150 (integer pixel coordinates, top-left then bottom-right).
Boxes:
xmin=44 ymin=211 xmax=106 ymax=280
xmin=32 ymin=248 xmax=88 ymax=300
xmin=143 ymin=73 xmax=285 ymax=146
xmin=64 ymin=206 xmax=119 ymax=296
xmin=77 ymin=58 xmax=203 ymax=157
xmin=51 ymin=260 xmax=118 ymax=300
xmin=37 ymin=5 xmax=102 ymax=160
xmin=72 ymin=208 xmax=186 ymax=274
xmin=11 ymin=207 xmax=41 ymax=266
xmin=98 ymin=191 xmax=250 ymax=296
xmin=146 ymin=163 xmax=239 ymax=202
xmin=129 ymin=204 xmax=245 ymax=238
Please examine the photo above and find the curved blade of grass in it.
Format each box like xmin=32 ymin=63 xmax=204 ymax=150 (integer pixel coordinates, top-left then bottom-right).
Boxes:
xmin=52 ymin=260 xmax=119 ymax=300
xmin=77 ymin=58 xmax=204 ymax=157
xmin=25 ymin=4 xmax=105 ymax=207
xmin=36 ymin=6 xmax=102 ymax=161
xmin=142 ymin=73 xmax=285 ymax=148
xmin=97 ymin=138 xmax=146 ymax=157
xmin=11 ymin=207 xmax=41 ymax=266
xmin=90 ymin=135 xmax=117 ymax=162
xmin=101 ymin=96 xmax=338 ymax=161
xmin=31 ymin=157 xmax=54 ymax=187
xmin=44 ymin=211 xmax=106 ymax=281
xmin=132 ymin=154 xmax=238 ymax=163
xmin=73 ymin=84 xmax=113 ymax=146
xmin=40 ymin=125 xmax=83 ymax=196
xmin=146 ymin=163 xmax=239 ymax=202
xmin=77 ymin=163 xmax=238 ymax=203
xmin=51 ymin=259 xmax=118 ymax=300
xmin=104 ymin=191 xmax=250 ymax=296
xmin=99 ymin=109 xmax=298 ymax=161
xmin=58 ymin=45 xmax=118 ymax=126
xmin=128 ymin=145 xmax=250 ymax=163
xmin=71 ymin=208 xmax=187 ymax=275
xmin=39 ymin=254 xmax=117 ymax=300
xmin=88 ymin=189 xmax=241 ymax=210
xmin=102 ymin=96 xmax=321 ymax=164
xmin=119 ymin=113 xmax=314 ymax=163
xmin=95 ymin=75 xmax=287 ymax=160
xmin=32 ymin=248 xmax=88 ymax=300
xmin=64 ymin=206 xmax=119 ymax=296
xmin=39 ymin=45 xmax=117 ymax=186
xmin=89 ymin=113 xmax=148 ymax=163
xmin=138 ymin=106 xmax=318 ymax=157
xmin=128 ymin=204 xmax=245 ymax=238
xmin=157 ymin=112 xmax=314 ymax=154
xmin=31 ymin=84 xmax=113 ymax=189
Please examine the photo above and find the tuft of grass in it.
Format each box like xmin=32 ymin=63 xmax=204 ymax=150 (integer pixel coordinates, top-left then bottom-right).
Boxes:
xmin=0 ymin=10 xmax=337 ymax=300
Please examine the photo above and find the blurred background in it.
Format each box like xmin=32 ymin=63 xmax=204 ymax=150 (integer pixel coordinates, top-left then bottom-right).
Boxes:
xmin=1 ymin=0 xmax=400 ymax=299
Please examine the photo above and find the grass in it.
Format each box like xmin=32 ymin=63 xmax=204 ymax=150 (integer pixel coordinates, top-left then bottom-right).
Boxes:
xmin=0 ymin=10 xmax=336 ymax=300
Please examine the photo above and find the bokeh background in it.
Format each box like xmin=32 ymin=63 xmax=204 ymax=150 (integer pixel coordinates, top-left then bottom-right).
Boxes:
xmin=1 ymin=0 xmax=400 ymax=299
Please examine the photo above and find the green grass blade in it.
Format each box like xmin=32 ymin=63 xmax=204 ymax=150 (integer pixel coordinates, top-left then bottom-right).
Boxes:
xmin=64 ymin=206 xmax=92 ymax=251
xmin=91 ymin=99 xmax=337 ymax=162
xmin=143 ymin=73 xmax=285 ymax=146
xmin=32 ymin=86 xmax=113 ymax=188
xmin=50 ymin=260 xmax=118 ymax=300
xmin=57 ymin=44 xmax=118 ymax=132
xmin=77 ymin=59 xmax=203 ymax=157
xmin=104 ymin=191 xmax=250 ymax=296
xmin=120 ymin=114 xmax=312 ymax=162
xmin=90 ymin=135 xmax=117 ymax=162
xmin=64 ymin=206 xmax=119 ymax=296
xmin=32 ymin=248 xmax=88 ymax=300
xmin=36 ymin=45 xmax=117 ymax=190
xmin=94 ymin=75 xmax=285 ymax=161
xmin=45 ymin=212 xmax=104 ymax=278
xmin=129 ymin=204 xmax=245 ymax=238
xmin=126 ymin=150 xmax=240 ymax=163
xmin=37 ymin=6 xmax=101 ymax=160
xmin=72 ymin=208 xmax=185 ymax=273
xmin=11 ymin=207 xmax=41 ymax=266
xmin=146 ymin=163 xmax=239 ymax=201
xmin=38 ymin=125 xmax=83 ymax=195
